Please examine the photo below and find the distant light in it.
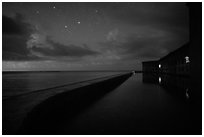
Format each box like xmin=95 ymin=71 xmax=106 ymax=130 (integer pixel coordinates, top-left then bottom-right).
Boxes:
xmin=185 ymin=56 xmax=190 ymax=63
xmin=95 ymin=9 xmax=98 ymax=13
xmin=65 ymin=25 xmax=68 ymax=28
xmin=53 ymin=6 xmax=56 ymax=9
xmin=132 ymin=71 xmax=135 ymax=75
xmin=159 ymin=77 xmax=161 ymax=84
xmin=77 ymin=21 xmax=81 ymax=24
xmin=159 ymin=64 xmax=161 ymax=68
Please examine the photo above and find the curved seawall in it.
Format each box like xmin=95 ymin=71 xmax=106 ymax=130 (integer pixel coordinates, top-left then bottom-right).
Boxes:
xmin=3 ymin=72 xmax=132 ymax=134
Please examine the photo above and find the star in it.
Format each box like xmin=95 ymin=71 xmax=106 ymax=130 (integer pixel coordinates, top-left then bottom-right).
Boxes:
xmin=77 ymin=21 xmax=81 ymax=24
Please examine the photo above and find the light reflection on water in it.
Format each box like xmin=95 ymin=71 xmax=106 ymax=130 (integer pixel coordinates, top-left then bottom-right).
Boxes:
xmin=142 ymin=73 xmax=190 ymax=100
xmin=158 ymin=77 xmax=161 ymax=84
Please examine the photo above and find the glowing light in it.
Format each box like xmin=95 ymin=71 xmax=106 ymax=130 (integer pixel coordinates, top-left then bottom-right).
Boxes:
xmin=159 ymin=77 xmax=161 ymax=84
xmin=185 ymin=56 xmax=190 ymax=63
xmin=159 ymin=64 xmax=161 ymax=68
xmin=36 ymin=11 xmax=40 ymax=14
xmin=77 ymin=21 xmax=81 ymax=24
xmin=53 ymin=6 xmax=56 ymax=9
xmin=65 ymin=25 xmax=68 ymax=28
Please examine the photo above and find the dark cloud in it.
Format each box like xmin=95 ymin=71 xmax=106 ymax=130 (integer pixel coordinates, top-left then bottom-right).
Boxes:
xmin=3 ymin=35 xmax=29 ymax=56
xmin=2 ymin=14 xmax=34 ymax=60
xmin=97 ymin=3 xmax=189 ymax=61
xmin=2 ymin=51 xmax=41 ymax=61
xmin=3 ymin=14 xmax=99 ymax=61
xmin=3 ymin=13 xmax=34 ymax=35
xmin=99 ymin=31 xmax=188 ymax=60
xmin=30 ymin=36 xmax=99 ymax=58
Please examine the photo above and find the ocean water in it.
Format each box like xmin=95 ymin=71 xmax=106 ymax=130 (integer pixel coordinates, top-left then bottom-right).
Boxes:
xmin=2 ymin=71 xmax=125 ymax=97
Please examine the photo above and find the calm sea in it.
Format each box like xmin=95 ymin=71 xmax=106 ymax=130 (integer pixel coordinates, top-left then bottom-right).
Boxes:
xmin=2 ymin=71 xmax=126 ymax=97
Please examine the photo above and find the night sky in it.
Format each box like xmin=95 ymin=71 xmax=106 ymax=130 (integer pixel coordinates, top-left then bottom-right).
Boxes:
xmin=2 ymin=2 xmax=189 ymax=71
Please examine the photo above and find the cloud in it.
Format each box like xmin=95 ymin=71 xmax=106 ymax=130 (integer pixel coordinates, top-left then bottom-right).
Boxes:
xmin=106 ymin=28 xmax=119 ymax=41
xmin=2 ymin=13 xmax=36 ymax=61
xmin=27 ymin=34 xmax=99 ymax=58
xmin=2 ymin=14 xmax=99 ymax=61
xmin=97 ymin=3 xmax=189 ymax=61
xmin=102 ymin=3 xmax=189 ymax=61
xmin=99 ymin=27 xmax=188 ymax=60
xmin=2 ymin=51 xmax=40 ymax=61
xmin=3 ymin=13 xmax=34 ymax=35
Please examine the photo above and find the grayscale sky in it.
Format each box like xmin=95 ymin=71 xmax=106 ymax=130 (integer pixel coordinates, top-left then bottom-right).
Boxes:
xmin=2 ymin=2 xmax=189 ymax=71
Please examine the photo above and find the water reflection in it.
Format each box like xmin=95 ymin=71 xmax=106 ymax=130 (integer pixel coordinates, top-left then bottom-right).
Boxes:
xmin=185 ymin=88 xmax=190 ymax=99
xmin=142 ymin=73 xmax=190 ymax=100
xmin=158 ymin=77 xmax=161 ymax=84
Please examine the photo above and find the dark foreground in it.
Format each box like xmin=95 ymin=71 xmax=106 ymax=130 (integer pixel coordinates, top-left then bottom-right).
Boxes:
xmin=3 ymin=73 xmax=131 ymax=134
xmin=3 ymin=73 xmax=201 ymax=135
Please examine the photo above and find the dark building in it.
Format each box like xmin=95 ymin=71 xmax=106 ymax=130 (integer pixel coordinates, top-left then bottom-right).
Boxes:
xmin=186 ymin=3 xmax=202 ymax=132
xmin=159 ymin=43 xmax=190 ymax=76
xmin=142 ymin=3 xmax=201 ymax=133
xmin=141 ymin=3 xmax=201 ymax=134
xmin=142 ymin=43 xmax=190 ymax=76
